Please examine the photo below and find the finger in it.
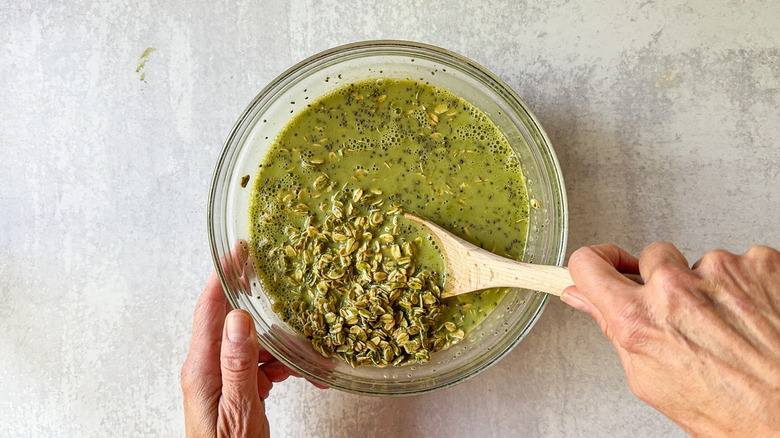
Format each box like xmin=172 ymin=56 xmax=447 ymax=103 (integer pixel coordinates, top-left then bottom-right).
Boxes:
xmin=260 ymin=360 xmax=295 ymax=383
xmin=563 ymin=245 xmax=643 ymax=340
xmin=285 ymin=369 xmax=330 ymax=389
xmin=255 ymin=348 xmax=290 ymax=395
xmin=592 ymin=243 xmax=641 ymax=275
xmin=220 ymin=310 xmax=262 ymax=406
xmin=183 ymin=271 xmax=229 ymax=390
xmin=181 ymin=272 xmax=229 ymax=438
xmin=308 ymin=380 xmax=330 ymax=389
xmin=566 ymin=244 xmax=641 ymax=310
xmin=255 ymin=332 xmax=329 ymax=389
xmin=255 ymin=360 xmax=295 ymax=400
xmin=638 ymin=241 xmax=690 ymax=283
xmin=258 ymin=347 xmax=276 ymax=364
xmin=256 ymin=369 xmax=274 ymax=401
xmin=560 ymin=285 xmax=594 ymax=314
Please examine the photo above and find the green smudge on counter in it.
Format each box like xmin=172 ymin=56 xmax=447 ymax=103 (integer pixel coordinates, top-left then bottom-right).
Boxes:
xmin=136 ymin=47 xmax=156 ymax=82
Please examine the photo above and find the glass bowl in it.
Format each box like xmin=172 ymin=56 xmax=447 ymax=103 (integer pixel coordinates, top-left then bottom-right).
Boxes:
xmin=208 ymin=40 xmax=567 ymax=396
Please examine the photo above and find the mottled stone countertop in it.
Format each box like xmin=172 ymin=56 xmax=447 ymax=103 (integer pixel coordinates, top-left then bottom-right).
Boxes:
xmin=2 ymin=1 xmax=779 ymax=437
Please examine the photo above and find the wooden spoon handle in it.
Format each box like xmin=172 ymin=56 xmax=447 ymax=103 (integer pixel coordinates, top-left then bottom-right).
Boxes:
xmin=441 ymin=247 xmax=573 ymax=298
xmin=441 ymin=247 xmax=644 ymax=298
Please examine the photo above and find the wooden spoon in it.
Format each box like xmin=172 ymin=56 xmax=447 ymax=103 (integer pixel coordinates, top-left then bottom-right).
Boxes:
xmin=406 ymin=213 xmax=577 ymax=298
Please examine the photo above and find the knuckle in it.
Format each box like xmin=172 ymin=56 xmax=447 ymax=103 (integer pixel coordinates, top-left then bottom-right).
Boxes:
xmin=641 ymin=241 xmax=676 ymax=260
xmin=696 ymin=249 xmax=736 ymax=273
xmin=180 ymin=359 xmax=210 ymax=397
xmin=625 ymin=375 xmax=656 ymax=406
xmin=222 ymin=348 xmax=256 ymax=376
xmin=705 ymin=248 xmax=734 ymax=262
xmin=652 ymin=262 xmax=683 ymax=284
xmin=180 ymin=360 xmax=195 ymax=391
xmin=567 ymin=246 xmax=594 ymax=268
xmin=744 ymin=245 xmax=780 ymax=274
xmin=745 ymin=244 xmax=778 ymax=258
xmin=651 ymin=264 xmax=691 ymax=300
xmin=650 ymin=264 xmax=704 ymax=319
xmin=569 ymin=245 xmax=612 ymax=269
xmin=642 ymin=241 xmax=667 ymax=253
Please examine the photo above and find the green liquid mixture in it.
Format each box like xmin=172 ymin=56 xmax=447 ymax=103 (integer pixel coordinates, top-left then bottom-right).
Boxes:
xmin=248 ymin=78 xmax=529 ymax=366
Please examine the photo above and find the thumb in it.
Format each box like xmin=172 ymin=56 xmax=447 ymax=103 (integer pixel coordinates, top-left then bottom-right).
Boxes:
xmin=220 ymin=310 xmax=261 ymax=408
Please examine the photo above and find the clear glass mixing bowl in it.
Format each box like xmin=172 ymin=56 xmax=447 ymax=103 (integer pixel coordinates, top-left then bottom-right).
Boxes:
xmin=208 ymin=40 xmax=567 ymax=395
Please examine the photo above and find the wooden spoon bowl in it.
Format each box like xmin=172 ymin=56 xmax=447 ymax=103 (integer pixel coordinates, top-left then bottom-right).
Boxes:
xmin=405 ymin=213 xmax=574 ymax=297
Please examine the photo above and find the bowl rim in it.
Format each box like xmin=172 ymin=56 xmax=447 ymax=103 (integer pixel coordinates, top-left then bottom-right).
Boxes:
xmin=208 ymin=39 xmax=568 ymax=395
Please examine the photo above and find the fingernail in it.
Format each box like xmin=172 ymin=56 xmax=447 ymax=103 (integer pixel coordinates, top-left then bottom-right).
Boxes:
xmin=560 ymin=291 xmax=590 ymax=313
xmin=226 ymin=312 xmax=251 ymax=342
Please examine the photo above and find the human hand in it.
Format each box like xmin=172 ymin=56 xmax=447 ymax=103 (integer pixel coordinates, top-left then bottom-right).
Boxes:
xmin=180 ymin=271 xmax=295 ymax=438
xmin=562 ymin=243 xmax=780 ymax=437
